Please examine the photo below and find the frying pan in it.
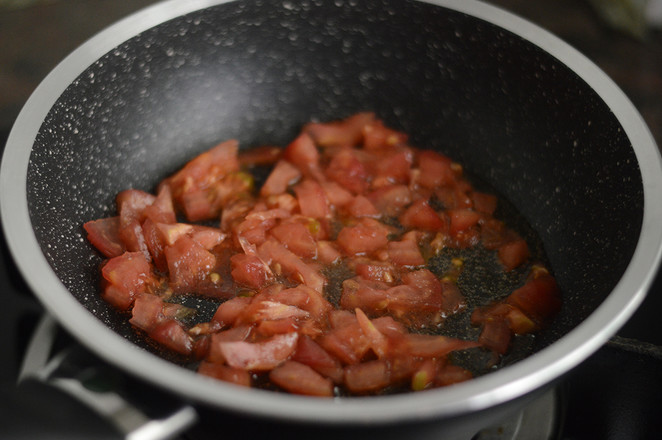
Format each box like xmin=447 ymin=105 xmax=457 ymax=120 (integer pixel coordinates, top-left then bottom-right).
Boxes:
xmin=2 ymin=0 xmax=662 ymax=437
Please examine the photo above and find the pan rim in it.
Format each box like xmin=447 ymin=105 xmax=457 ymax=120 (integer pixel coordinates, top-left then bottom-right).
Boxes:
xmin=2 ymin=0 xmax=662 ymax=424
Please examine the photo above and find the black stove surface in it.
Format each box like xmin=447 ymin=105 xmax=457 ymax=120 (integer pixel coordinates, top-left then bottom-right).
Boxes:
xmin=1 ymin=127 xmax=662 ymax=439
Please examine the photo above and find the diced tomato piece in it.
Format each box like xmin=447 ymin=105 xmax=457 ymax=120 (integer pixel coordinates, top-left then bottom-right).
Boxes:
xmin=362 ymin=120 xmax=408 ymax=151
xmin=336 ymin=218 xmax=390 ymax=256
xmin=481 ymin=218 xmax=509 ymax=250
xmin=370 ymin=150 xmax=413 ymax=187
xmin=292 ymin=335 xmax=344 ymax=383
xmin=116 ymin=189 xmax=156 ymax=223
xmin=318 ymin=179 xmax=354 ymax=207
xmin=325 ymin=149 xmax=369 ymax=195
xmin=258 ymin=240 xmax=326 ymax=293
xmin=498 ymin=238 xmax=530 ymax=271
xmin=435 ymin=364 xmax=473 ymax=386
xmin=340 ymin=278 xmax=390 ymax=315
xmin=269 ymin=361 xmax=334 ymax=397
xmin=148 ymin=320 xmax=193 ymax=356
xmin=219 ymin=332 xmax=299 ymax=371
xmin=101 ymin=251 xmax=153 ymax=310
xmin=260 ymin=160 xmax=302 ymax=197
xmin=282 ymin=132 xmax=320 ymax=175
xmin=448 ymin=209 xmax=482 ymax=235
xmin=165 ymin=235 xmax=216 ymax=293
xmin=129 ymin=293 xmax=166 ymax=332
xmin=416 ymin=150 xmax=455 ymax=189
xmin=293 ymin=179 xmax=330 ymax=219
xmin=198 ymin=362 xmax=252 ymax=387
xmin=156 ymin=222 xmax=193 ymax=246
xmin=346 ymin=195 xmax=380 ymax=218
xmin=316 ymin=241 xmax=342 ymax=265
xmin=506 ymin=306 xmax=537 ymax=334
xmin=230 ymin=253 xmax=273 ymax=289
xmin=206 ymin=325 xmax=253 ymax=363
xmin=212 ymin=296 xmax=253 ymax=328
xmin=143 ymin=185 xmax=176 ymax=224
xmin=366 ymin=184 xmax=412 ymax=217
xmin=355 ymin=308 xmax=389 ymax=358
xmin=387 ymin=238 xmax=424 ymax=267
xmin=344 ymin=359 xmax=391 ymax=394
xmin=506 ymin=274 xmax=561 ymax=325
xmin=478 ymin=319 xmax=512 ymax=354
xmin=440 ymin=280 xmax=467 ymax=316
xmin=83 ymin=217 xmax=126 ymax=258
xmin=384 ymin=284 xmax=442 ymax=327
xmin=269 ymin=285 xmax=333 ymax=321
xmin=318 ymin=318 xmax=370 ymax=365
xmin=270 ymin=221 xmax=317 ymax=258
xmin=238 ymin=145 xmax=282 ymax=167
xmin=190 ymin=225 xmax=226 ymax=250
xmin=304 ymin=112 xmax=375 ymax=148
xmin=142 ymin=219 xmax=168 ymax=272
xmin=405 ymin=334 xmax=480 ymax=358
xmin=471 ymin=191 xmax=498 ymax=215
xmin=399 ymin=199 xmax=446 ymax=231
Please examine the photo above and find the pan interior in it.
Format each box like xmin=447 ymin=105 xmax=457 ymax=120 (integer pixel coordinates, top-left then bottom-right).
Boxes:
xmin=25 ymin=0 xmax=642 ymax=398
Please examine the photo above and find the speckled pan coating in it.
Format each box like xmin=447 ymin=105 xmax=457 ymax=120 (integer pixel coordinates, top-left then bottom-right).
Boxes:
xmin=3 ymin=0 xmax=662 ymax=429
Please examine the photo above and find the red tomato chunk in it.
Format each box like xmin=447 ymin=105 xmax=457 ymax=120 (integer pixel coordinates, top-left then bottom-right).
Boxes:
xmin=84 ymin=113 xmax=560 ymax=397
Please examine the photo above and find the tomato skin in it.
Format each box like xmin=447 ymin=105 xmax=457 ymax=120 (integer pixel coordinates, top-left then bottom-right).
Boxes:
xmin=269 ymin=361 xmax=334 ymax=397
xmin=448 ymin=209 xmax=482 ymax=235
xmin=367 ymin=184 xmax=412 ymax=217
xmin=230 ymin=253 xmax=273 ymax=290
xmin=84 ymin=217 xmax=126 ymax=258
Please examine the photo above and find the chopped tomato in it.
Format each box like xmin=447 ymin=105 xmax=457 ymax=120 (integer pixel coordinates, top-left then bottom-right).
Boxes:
xmin=498 ymin=238 xmax=530 ymax=271
xmin=344 ymin=359 xmax=391 ymax=394
xmin=336 ymin=218 xmax=390 ymax=256
xmin=198 ymin=362 xmax=252 ymax=387
xmin=101 ymin=251 xmax=153 ymax=310
xmin=260 ymin=159 xmax=302 ymax=197
xmin=218 ymin=332 xmax=299 ymax=371
xmin=86 ymin=113 xmax=560 ymax=397
xmin=238 ymin=145 xmax=282 ymax=167
xmin=148 ymin=320 xmax=193 ymax=356
xmin=269 ymin=361 xmax=334 ymax=397
xmin=294 ymin=179 xmax=330 ymax=219
xmin=506 ymin=273 xmax=561 ymax=325
xmin=416 ymin=150 xmax=455 ymax=189
xmin=292 ymin=335 xmax=344 ymax=383
xmin=399 ymin=199 xmax=446 ymax=231
xmin=270 ymin=221 xmax=317 ymax=258
xmin=362 ymin=119 xmax=408 ymax=151
xmin=165 ymin=235 xmax=216 ymax=294
xmin=325 ymin=149 xmax=369 ymax=195
xmin=84 ymin=216 xmax=126 ymax=258
xmin=282 ymin=132 xmax=320 ymax=175
xmin=304 ymin=112 xmax=375 ymax=148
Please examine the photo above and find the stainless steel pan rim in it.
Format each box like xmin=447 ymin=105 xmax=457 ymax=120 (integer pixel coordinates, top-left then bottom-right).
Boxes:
xmin=2 ymin=0 xmax=661 ymax=424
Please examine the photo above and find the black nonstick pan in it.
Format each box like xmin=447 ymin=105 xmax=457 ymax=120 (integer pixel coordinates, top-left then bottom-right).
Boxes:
xmin=2 ymin=0 xmax=662 ymax=438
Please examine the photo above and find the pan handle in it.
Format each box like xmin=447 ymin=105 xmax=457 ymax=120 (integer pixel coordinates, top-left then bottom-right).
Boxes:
xmin=0 ymin=315 xmax=198 ymax=440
